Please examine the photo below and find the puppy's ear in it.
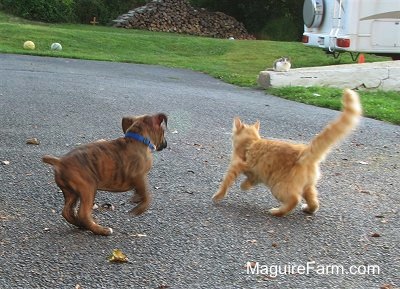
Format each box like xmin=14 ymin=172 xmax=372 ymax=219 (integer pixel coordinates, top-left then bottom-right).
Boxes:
xmin=233 ymin=117 xmax=243 ymax=132
xmin=154 ymin=113 xmax=168 ymax=128
xmin=122 ymin=117 xmax=135 ymax=133
xmin=254 ymin=120 xmax=260 ymax=131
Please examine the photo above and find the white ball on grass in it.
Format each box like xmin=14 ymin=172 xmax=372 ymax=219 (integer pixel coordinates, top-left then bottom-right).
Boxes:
xmin=50 ymin=42 xmax=62 ymax=51
xmin=23 ymin=41 xmax=35 ymax=50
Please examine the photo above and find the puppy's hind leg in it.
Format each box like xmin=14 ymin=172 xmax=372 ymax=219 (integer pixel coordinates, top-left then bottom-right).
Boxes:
xmin=60 ymin=187 xmax=81 ymax=227
xmin=130 ymin=191 xmax=143 ymax=204
xmin=77 ymin=187 xmax=113 ymax=236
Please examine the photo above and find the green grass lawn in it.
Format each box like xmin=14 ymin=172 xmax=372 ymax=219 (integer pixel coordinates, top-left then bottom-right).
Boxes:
xmin=267 ymin=87 xmax=400 ymax=125
xmin=0 ymin=11 xmax=398 ymax=124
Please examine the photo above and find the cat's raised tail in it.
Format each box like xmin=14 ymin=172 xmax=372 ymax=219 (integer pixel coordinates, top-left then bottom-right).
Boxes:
xmin=298 ymin=89 xmax=362 ymax=164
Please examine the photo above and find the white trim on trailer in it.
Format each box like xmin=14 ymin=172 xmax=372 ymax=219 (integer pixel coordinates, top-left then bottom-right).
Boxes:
xmin=302 ymin=0 xmax=400 ymax=59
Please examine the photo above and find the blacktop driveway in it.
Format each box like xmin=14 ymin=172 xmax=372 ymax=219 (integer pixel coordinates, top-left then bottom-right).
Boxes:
xmin=0 ymin=53 xmax=399 ymax=289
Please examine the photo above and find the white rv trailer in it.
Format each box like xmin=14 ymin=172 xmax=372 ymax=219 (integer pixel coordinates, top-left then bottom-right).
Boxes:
xmin=302 ymin=0 xmax=400 ymax=59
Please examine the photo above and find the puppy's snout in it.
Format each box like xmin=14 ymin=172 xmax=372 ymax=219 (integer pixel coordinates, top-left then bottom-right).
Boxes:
xmin=157 ymin=139 xmax=167 ymax=151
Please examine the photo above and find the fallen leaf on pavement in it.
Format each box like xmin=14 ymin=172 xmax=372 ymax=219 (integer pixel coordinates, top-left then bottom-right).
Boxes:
xmin=108 ymin=249 xmax=128 ymax=263
xmin=245 ymin=261 xmax=257 ymax=269
xmin=359 ymin=190 xmax=372 ymax=194
xmin=246 ymin=239 xmax=257 ymax=244
xmin=257 ymin=274 xmax=277 ymax=282
xmin=0 ymin=213 xmax=12 ymax=221
xmin=26 ymin=138 xmax=40 ymax=145
xmin=100 ymin=203 xmax=115 ymax=211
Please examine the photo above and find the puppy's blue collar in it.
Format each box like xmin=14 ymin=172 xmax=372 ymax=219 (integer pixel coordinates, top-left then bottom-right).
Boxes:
xmin=125 ymin=132 xmax=156 ymax=152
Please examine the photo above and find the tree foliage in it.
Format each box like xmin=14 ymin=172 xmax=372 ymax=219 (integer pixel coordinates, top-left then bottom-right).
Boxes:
xmin=189 ymin=0 xmax=304 ymax=40
xmin=73 ymin=0 xmax=146 ymax=24
xmin=0 ymin=0 xmax=305 ymax=40
xmin=0 ymin=0 xmax=146 ymax=24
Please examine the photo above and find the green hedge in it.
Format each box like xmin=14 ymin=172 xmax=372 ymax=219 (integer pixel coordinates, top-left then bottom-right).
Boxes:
xmin=0 ymin=0 xmax=75 ymax=22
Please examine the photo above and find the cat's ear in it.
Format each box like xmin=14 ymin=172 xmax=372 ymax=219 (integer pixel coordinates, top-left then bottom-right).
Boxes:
xmin=254 ymin=120 xmax=260 ymax=131
xmin=233 ymin=117 xmax=243 ymax=131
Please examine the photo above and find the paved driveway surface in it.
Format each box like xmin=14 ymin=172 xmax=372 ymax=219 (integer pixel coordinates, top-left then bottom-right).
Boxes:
xmin=0 ymin=54 xmax=399 ymax=289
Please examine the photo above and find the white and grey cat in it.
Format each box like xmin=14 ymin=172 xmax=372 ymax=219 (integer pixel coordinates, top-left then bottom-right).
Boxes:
xmin=273 ymin=57 xmax=291 ymax=72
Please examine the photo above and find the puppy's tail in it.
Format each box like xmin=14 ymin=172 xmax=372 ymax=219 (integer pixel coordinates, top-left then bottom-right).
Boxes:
xmin=42 ymin=155 xmax=61 ymax=167
xmin=298 ymin=89 xmax=362 ymax=165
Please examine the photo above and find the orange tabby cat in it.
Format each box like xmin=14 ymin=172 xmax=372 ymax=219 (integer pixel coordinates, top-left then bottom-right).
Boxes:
xmin=212 ymin=89 xmax=362 ymax=216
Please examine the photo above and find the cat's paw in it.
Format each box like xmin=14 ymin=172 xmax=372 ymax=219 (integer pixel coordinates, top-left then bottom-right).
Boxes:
xmin=301 ymin=204 xmax=318 ymax=214
xmin=212 ymin=192 xmax=225 ymax=203
xmin=269 ymin=208 xmax=286 ymax=217
xmin=240 ymin=180 xmax=252 ymax=191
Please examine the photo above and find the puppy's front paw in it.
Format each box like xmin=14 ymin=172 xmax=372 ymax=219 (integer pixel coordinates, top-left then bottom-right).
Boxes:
xmin=90 ymin=226 xmax=113 ymax=236
xmin=105 ymin=227 xmax=113 ymax=236
xmin=129 ymin=203 xmax=149 ymax=216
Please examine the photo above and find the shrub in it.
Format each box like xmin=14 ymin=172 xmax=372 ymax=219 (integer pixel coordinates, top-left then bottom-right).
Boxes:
xmin=0 ymin=0 xmax=146 ymax=24
xmin=189 ymin=0 xmax=304 ymax=41
xmin=0 ymin=0 xmax=76 ymax=23
xmin=73 ymin=0 xmax=107 ymax=24
xmin=258 ymin=16 xmax=303 ymax=41
xmin=73 ymin=0 xmax=148 ymax=24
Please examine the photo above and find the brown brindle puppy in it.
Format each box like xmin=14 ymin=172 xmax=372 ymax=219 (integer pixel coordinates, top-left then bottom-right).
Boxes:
xmin=43 ymin=113 xmax=168 ymax=236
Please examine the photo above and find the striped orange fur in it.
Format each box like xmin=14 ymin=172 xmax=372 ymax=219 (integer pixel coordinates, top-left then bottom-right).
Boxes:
xmin=213 ymin=89 xmax=361 ymax=216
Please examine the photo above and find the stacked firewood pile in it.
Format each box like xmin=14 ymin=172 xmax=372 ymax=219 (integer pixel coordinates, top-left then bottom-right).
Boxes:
xmin=113 ymin=0 xmax=255 ymax=40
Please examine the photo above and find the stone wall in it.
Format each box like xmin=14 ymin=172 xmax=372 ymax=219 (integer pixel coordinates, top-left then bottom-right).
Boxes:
xmin=257 ymin=61 xmax=400 ymax=91
xmin=113 ymin=0 xmax=255 ymax=40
